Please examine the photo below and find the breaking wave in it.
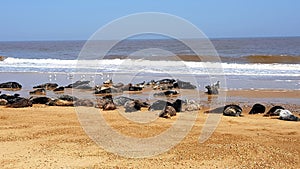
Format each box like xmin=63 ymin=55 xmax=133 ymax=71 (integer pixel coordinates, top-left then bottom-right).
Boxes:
xmin=0 ymin=57 xmax=300 ymax=76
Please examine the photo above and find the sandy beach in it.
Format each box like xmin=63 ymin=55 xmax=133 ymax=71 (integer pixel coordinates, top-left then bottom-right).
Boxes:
xmin=0 ymin=89 xmax=299 ymax=168
xmin=1 ymin=0 xmax=300 ymax=168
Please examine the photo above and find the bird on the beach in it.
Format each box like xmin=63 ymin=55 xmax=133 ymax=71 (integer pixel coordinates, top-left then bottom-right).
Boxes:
xmin=80 ymin=75 xmax=86 ymax=80
xmin=89 ymin=76 xmax=95 ymax=86
xmin=67 ymin=74 xmax=74 ymax=79
xmin=214 ymin=81 xmax=220 ymax=89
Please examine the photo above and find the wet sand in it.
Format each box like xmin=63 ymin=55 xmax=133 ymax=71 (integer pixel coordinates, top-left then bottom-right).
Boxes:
xmin=0 ymin=90 xmax=299 ymax=168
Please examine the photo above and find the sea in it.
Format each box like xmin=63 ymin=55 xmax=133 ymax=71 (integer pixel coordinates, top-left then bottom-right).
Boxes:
xmin=0 ymin=37 xmax=300 ymax=91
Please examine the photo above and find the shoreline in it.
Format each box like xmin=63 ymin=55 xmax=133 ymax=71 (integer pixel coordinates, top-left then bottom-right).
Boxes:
xmin=0 ymin=71 xmax=299 ymax=105
xmin=0 ymin=72 xmax=299 ymax=92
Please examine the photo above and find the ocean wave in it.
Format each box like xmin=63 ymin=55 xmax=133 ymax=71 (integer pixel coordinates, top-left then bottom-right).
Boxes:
xmin=0 ymin=57 xmax=300 ymax=76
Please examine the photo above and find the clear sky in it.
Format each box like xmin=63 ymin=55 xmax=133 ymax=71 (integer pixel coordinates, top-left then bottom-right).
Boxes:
xmin=0 ymin=0 xmax=299 ymax=41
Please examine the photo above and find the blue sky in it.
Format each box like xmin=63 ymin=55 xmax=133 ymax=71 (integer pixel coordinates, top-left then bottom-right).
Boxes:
xmin=0 ymin=0 xmax=299 ymax=41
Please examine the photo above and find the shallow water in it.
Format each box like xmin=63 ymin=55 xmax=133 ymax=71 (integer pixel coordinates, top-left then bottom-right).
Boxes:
xmin=0 ymin=38 xmax=299 ymax=90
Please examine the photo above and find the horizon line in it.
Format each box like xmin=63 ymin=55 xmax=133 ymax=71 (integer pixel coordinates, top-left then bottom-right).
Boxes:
xmin=0 ymin=35 xmax=299 ymax=42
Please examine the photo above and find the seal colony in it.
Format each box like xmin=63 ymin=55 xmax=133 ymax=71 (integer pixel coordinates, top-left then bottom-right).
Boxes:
xmin=0 ymin=79 xmax=299 ymax=121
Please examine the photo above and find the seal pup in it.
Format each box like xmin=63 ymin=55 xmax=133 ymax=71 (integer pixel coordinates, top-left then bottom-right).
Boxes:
xmin=159 ymin=106 xmax=176 ymax=118
xmin=278 ymin=109 xmax=300 ymax=121
xmin=102 ymin=100 xmax=116 ymax=110
xmin=0 ymin=99 xmax=8 ymax=105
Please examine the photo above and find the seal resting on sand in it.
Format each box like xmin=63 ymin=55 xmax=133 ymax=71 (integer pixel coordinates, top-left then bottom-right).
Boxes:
xmin=223 ymin=104 xmax=242 ymax=117
xmin=29 ymin=88 xmax=46 ymax=95
xmin=124 ymin=100 xmax=141 ymax=112
xmin=148 ymin=99 xmax=184 ymax=112
xmin=94 ymin=86 xmax=120 ymax=94
xmin=53 ymin=86 xmax=65 ymax=93
xmin=172 ymin=99 xmax=185 ymax=112
xmin=173 ymin=80 xmax=196 ymax=89
xmin=74 ymin=99 xmax=94 ymax=107
xmin=102 ymin=100 xmax=116 ymax=110
xmin=0 ymin=82 xmax=22 ymax=90
xmin=47 ymin=95 xmax=78 ymax=106
xmin=96 ymin=95 xmax=116 ymax=110
xmin=6 ymin=97 xmax=32 ymax=108
xmin=113 ymin=96 xmax=133 ymax=106
xmin=0 ymin=93 xmax=20 ymax=102
xmin=58 ymin=95 xmax=78 ymax=102
xmin=65 ymin=80 xmax=90 ymax=88
xmin=30 ymin=96 xmax=51 ymax=104
xmin=0 ymin=99 xmax=8 ymax=105
xmin=75 ymin=84 xmax=92 ymax=89
xmin=121 ymin=83 xmax=143 ymax=92
xmin=95 ymin=95 xmax=112 ymax=108
xmin=33 ymin=83 xmax=58 ymax=90
xmin=124 ymin=100 xmax=149 ymax=112
xmin=157 ymin=79 xmax=176 ymax=85
xmin=159 ymin=106 xmax=176 ymax=118
xmin=149 ymin=100 xmax=171 ymax=111
xmin=48 ymin=99 xmax=74 ymax=106
xmin=182 ymin=100 xmax=200 ymax=111
xmin=277 ymin=109 xmax=300 ymax=121
xmin=153 ymin=90 xmax=179 ymax=97
xmin=249 ymin=103 xmax=266 ymax=114
xmin=264 ymin=106 xmax=285 ymax=116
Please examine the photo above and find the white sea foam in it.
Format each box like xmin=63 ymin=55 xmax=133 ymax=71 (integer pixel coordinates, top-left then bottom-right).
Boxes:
xmin=0 ymin=57 xmax=300 ymax=76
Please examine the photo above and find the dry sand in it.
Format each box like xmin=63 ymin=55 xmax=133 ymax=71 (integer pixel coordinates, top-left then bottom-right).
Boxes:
xmin=0 ymin=90 xmax=299 ymax=168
